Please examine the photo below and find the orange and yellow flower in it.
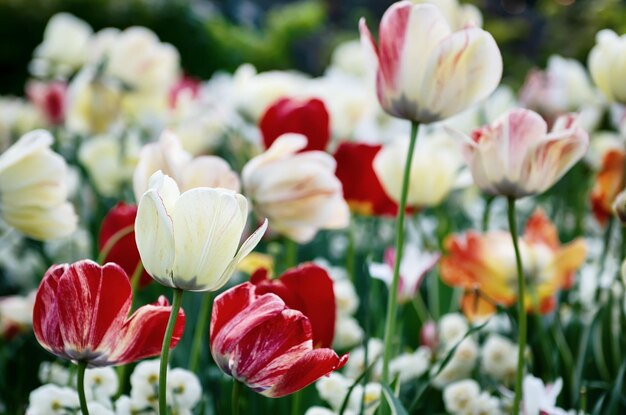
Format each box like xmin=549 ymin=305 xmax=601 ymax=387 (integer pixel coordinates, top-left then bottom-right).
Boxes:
xmin=440 ymin=210 xmax=586 ymax=320
xmin=590 ymin=148 xmax=625 ymax=226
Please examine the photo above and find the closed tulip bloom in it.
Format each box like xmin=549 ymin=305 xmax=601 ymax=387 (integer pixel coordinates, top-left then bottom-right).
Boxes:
xmin=33 ymin=260 xmax=185 ymax=366
xmin=99 ymin=202 xmax=151 ymax=288
xmin=260 ymin=97 xmax=331 ymax=152
xmin=359 ymin=1 xmax=502 ymax=123
xmin=334 ymin=142 xmax=398 ymax=216
xmin=250 ymin=263 xmax=336 ymax=348
xmin=135 ymin=171 xmax=267 ymax=292
xmin=26 ymin=80 xmax=67 ymax=125
xmin=373 ymin=131 xmax=463 ymax=207
xmin=133 ymin=130 xmax=240 ymax=201
xmin=590 ymin=149 xmax=625 ymax=226
xmin=210 ymin=282 xmax=348 ymax=397
xmin=0 ymin=130 xmax=77 ymax=240
xmin=440 ymin=210 xmax=586 ymax=320
xmin=588 ymin=29 xmax=626 ymax=104
xmin=454 ymin=109 xmax=589 ymax=198
xmin=242 ymin=134 xmax=349 ymax=243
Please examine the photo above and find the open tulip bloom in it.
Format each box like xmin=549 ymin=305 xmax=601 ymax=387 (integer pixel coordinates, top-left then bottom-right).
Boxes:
xmin=359 ymin=1 xmax=502 ymax=123
xmin=210 ymin=282 xmax=348 ymax=398
xmin=33 ymin=260 xmax=185 ymax=366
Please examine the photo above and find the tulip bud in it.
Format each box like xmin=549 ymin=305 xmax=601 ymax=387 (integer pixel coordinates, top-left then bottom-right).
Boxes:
xmin=613 ymin=189 xmax=626 ymax=224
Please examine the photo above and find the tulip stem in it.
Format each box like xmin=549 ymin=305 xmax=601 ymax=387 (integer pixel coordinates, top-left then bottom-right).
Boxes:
xmin=290 ymin=390 xmax=302 ymax=415
xmin=381 ymin=122 xmax=419 ymax=391
xmin=77 ymin=360 xmax=90 ymax=415
xmin=232 ymin=379 xmax=241 ymax=415
xmin=508 ymin=196 xmax=526 ymax=415
xmin=159 ymin=288 xmax=184 ymax=415
xmin=188 ymin=293 xmax=213 ymax=373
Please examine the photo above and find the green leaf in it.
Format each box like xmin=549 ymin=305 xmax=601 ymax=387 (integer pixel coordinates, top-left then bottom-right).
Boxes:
xmin=433 ymin=318 xmax=491 ymax=377
xmin=606 ymin=362 xmax=626 ymax=415
xmin=380 ymin=383 xmax=409 ymax=415
xmin=338 ymin=359 xmax=378 ymax=415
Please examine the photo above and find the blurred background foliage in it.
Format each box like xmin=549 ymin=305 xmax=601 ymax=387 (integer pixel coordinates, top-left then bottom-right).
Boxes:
xmin=1 ymin=0 xmax=626 ymax=93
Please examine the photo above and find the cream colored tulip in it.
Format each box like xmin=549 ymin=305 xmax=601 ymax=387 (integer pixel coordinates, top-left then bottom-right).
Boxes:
xmin=242 ymin=134 xmax=350 ymax=243
xmin=133 ymin=131 xmax=240 ymax=201
xmin=589 ymin=29 xmax=626 ymax=104
xmin=135 ymin=171 xmax=267 ymax=291
xmin=0 ymin=130 xmax=77 ymax=240
xmin=374 ymin=131 xmax=463 ymax=207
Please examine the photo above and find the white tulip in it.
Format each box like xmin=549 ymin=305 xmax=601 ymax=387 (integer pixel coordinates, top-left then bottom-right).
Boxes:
xmin=589 ymin=29 xmax=626 ymax=104
xmin=135 ymin=171 xmax=267 ymax=291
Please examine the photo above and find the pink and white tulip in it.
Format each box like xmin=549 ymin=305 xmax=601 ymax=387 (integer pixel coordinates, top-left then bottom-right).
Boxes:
xmin=33 ymin=260 xmax=185 ymax=366
xmin=453 ymin=109 xmax=589 ymax=198
xmin=210 ymin=282 xmax=348 ymax=398
xmin=359 ymin=1 xmax=502 ymax=123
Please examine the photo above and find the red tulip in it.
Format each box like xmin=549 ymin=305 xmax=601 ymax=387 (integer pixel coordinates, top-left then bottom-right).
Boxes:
xmin=250 ymin=263 xmax=336 ymax=348
xmin=334 ymin=141 xmax=398 ymax=216
xmin=210 ymin=282 xmax=348 ymax=398
xmin=260 ymin=97 xmax=330 ymax=152
xmin=33 ymin=260 xmax=185 ymax=366
xmin=99 ymin=202 xmax=151 ymax=288
xmin=26 ymin=80 xmax=66 ymax=125
xmin=169 ymin=75 xmax=201 ymax=108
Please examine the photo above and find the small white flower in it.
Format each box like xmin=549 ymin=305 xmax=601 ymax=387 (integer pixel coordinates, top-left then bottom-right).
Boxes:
xmin=348 ymin=382 xmax=381 ymax=415
xmin=88 ymin=401 xmax=116 ymax=415
xmin=129 ymin=360 xmax=161 ymax=409
xmin=114 ymin=395 xmax=155 ymax=415
xmin=343 ymin=339 xmax=384 ymax=380
xmin=27 ymin=384 xmax=79 ymax=414
xmin=481 ymin=335 xmax=518 ymax=384
xmin=522 ymin=375 xmax=568 ymax=415
xmin=389 ymin=346 xmax=432 ymax=383
xmin=316 ymin=372 xmax=350 ymax=410
xmin=431 ymin=338 xmax=478 ymax=388
xmin=38 ymin=362 xmax=71 ymax=386
xmin=439 ymin=313 xmax=469 ymax=346
xmin=333 ymin=316 xmax=364 ymax=350
xmin=167 ymin=368 xmax=202 ymax=409
xmin=469 ymin=392 xmax=502 ymax=415
xmin=443 ymin=379 xmax=481 ymax=414
xmin=305 ymin=407 xmax=346 ymax=415
xmin=83 ymin=367 xmax=119 ymax=403
xmin=334 ymin=279 xmax=359 ymax=316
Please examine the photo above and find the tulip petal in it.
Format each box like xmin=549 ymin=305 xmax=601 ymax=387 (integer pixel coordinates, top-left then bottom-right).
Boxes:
xmin=135 ymin=184 xmax=176 ymax=288
xmin=419 ymin=27 xmax=502 ymax=120
xmin=263 ymin=349 xmax=349 ymax=398
xmin=33 ymin=264 xmax=69 ymax=358
xmin=108 ymin=295 xmax=186 ymax=365
xmin=0 ymin=130 xmax=53 ymax=173
xmin=56 ymin=261 xmax=131 ymax=364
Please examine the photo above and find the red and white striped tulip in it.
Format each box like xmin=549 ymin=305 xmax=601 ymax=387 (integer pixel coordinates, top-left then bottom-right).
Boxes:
xmin=33 ymin=260 xmax=185 ymax=366
xmin=210 ymin=282 xmax=348 ymax=398
xmin=359 ymin=1 xmax=502 ymax=123
xmin=453 ymin=109 xmax=589 ymax=198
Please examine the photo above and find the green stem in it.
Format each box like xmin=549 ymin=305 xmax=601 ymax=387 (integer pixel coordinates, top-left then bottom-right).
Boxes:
xmin=482 ymin=195 xmax=494 ymax=232
xmin=346 ymin=221 xmax=357 ymax=283
xmin=188 ymin=293 xmax=213 ymax=373
xmin=232 ymin=379 xmax=241 ymax=415
xmin=284 ymin=239 xmax=298 ymax=272
xmin=128 ymin=262 xmax=144 ymax=313
xmin=96 ymin=224 xmax=134 ymax=264
xmin=77 ymin=360 xmax=90 ymax=415
xmin=508 ymin=197 xmax=526 ymax=415
xmin=290 ymin=390 xmax=302 ymax=415
xmin=381 ymin=122 xmax=419 ymax=388
xmin=159 ymin=288 xmax=184 ymax=415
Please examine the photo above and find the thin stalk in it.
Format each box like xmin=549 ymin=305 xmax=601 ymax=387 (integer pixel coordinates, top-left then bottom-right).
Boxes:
xmin=346 ymin=221 xmax=357 ymax=283
xmin=290 ymin=390 xmax=302 ymax=415
xmin=232 ymin=379 xmax=241 ymax=415
xmin=77 ymin=360 xmax=90 ymax=415
xmin=128 ymin=262 xmax=144 ymax=312
xmin=482 ymin=195 xmax=494 ymax=231
xmin=508 ymin=196 xmax=526 ymax=414
xmin=96 ymin=225 xmax=134 ymax=264
xmin=159 ymin=288 xmax=184 ymax=415
xmin=285 ymin=239 xmax=298 ymax=270
xmin=381 ymin=122 xmax=419 ymax=387
xmin=188 ymin=293 xmax=213 ymax=373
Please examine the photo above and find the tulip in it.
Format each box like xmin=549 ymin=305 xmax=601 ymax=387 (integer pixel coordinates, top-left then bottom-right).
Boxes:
xmin=0 ymin=130 xmax=77 ymax=240
xmin=32 ymin=260 xmax=185 ymax=366
xmin=26 ymin=80 xmax=67 ymax=125
xmin=373 ymin=131 xmax=463 ymax=207
xmin=133 ymin=130 xmax=240 ymax=201
xmin=99 ymin=202 xmax=151 ymax=288
xmin=250 ymin=263 xmax=336 ymax=348
xmin=259 ymin=97 xmax=330 ymax=152
xmin=588 ymin=29 xmax=626 ymax=104
xmin=135 ymin=170 xmax=267 ymax=292
xmin=590 ymin=149 xmax=625 ymax=226
xmin=210 ymin=282 xmax=348 ymax=398
xmin=453 ymin=108 xmax=589 ymax=198
xmin=242 ymin=134 xmax=349 ymax=243
xmin=412 ymin=0 xmax=483 ymax=30
xmin=369 ymin=244 xmax=440 ymax=304
xmin=0 ymin=292 xmax=35 ymax=340
xmin=440 ymin=210 xmax=586 ymax=320
xmin=359 ymin=1 xmax=502 ymax=123
xmin=333 ymin=141 xmax=398 ymax=216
